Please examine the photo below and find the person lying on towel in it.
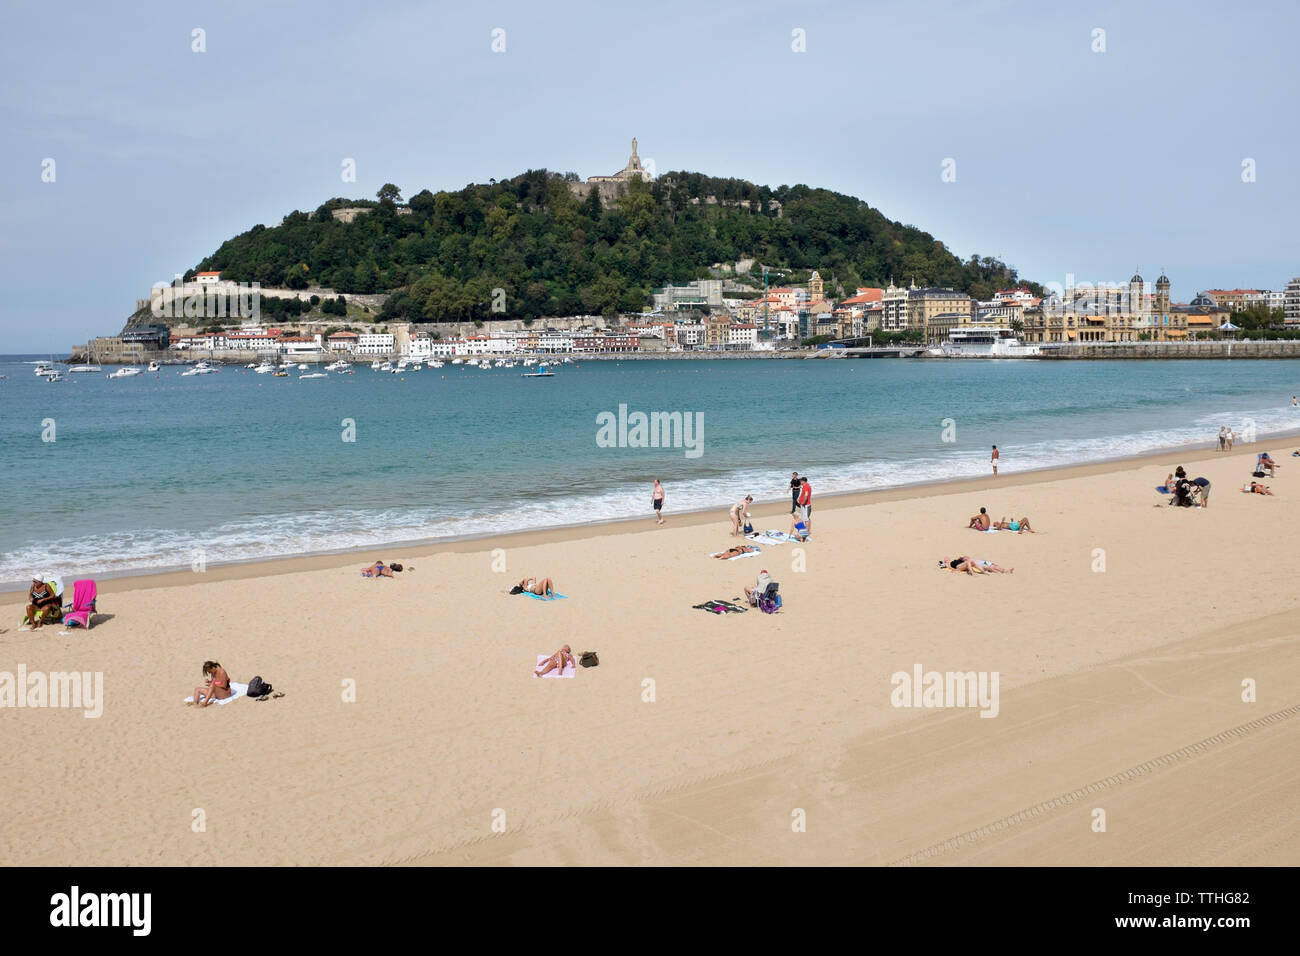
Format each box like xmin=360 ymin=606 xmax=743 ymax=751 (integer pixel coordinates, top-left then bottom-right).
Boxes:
xmin=361 ymin=561 xmax=394 ymax=577
xmin=535 ymin=645 xmax=575 ymax=677
xmin=511 ymin=576 xmax=556 ymax=599
xmin=22 ymin=575 xmax=62 ymax=629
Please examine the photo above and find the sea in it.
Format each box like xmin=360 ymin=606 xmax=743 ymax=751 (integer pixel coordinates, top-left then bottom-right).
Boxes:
xmin=3 ymin=354 xmax=1299 ymax=588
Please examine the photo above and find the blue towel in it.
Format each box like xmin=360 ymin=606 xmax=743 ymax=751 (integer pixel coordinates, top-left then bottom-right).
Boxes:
xmin=522 ymin=591 xmax=567 ymax=601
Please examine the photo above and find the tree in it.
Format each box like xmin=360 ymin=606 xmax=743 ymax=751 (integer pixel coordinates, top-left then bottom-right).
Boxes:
xmin=377 ymin=183 xmax=402 ymax=206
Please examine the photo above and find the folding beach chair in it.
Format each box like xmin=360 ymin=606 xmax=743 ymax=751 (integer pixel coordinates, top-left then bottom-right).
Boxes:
xmin=62 ymin=579 xmax=98 ymax=629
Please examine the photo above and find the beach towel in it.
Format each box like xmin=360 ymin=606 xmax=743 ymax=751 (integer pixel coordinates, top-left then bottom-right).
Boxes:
xmin=63 ymin=579 xmax=96 ymax=629
xmin=1155 ymin=486 xmax=1171 ymax=494
xmin=745 ymin=533 xmax=785 ymax=545
xmin=184 ymin=682 xmax=249 ymax=705
xmin=709 ymin=548 xmax=762 ymax=561
xmin=521 ymin=591 xmax=567 ymax=601
xmin=693 ymin=600 xmax=748 ymax=614
xmin=535 ymin=654 xmax=576 ymax=678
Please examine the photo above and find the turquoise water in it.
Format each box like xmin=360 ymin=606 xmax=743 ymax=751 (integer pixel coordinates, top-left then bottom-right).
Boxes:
xmin=3 ymin=355 xmax=1300 ymax=585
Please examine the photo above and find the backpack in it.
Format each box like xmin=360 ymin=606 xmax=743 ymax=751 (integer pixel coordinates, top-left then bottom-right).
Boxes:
xmin=579 ymin=651 xmax=599 ymax=668
xmin=247 ymin=676 xmax=273 ymax=698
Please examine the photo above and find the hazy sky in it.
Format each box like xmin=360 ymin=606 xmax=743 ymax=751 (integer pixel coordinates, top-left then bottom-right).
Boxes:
xmin=2 ymin=0 xmax=1296 ymax=352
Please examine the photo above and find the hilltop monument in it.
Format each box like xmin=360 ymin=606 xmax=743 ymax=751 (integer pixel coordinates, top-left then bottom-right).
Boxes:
xmin=569 ymin=139 xmax=655 ymax=201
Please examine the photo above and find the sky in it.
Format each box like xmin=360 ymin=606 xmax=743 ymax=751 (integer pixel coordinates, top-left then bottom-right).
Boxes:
xmin=1 ymin=0 xmax=1297 ymax=352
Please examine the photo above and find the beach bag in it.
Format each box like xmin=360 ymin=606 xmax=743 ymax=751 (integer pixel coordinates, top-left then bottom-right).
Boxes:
xmin=759 ymin=594 xmax=778 ymax=614
xmin=743 ymin=522 xmax=754 ymax=534
xmin=579 ymin=651 xmax=599 ymax=668
xmin=247 ymin=676 xmax=272 ymax=698
xmin=1252 ymin=470 xmax=1266 ymax=478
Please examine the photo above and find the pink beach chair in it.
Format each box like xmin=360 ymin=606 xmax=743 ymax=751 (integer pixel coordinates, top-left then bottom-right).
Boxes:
xmin=62 ymin=579 xmax=97 ymax=629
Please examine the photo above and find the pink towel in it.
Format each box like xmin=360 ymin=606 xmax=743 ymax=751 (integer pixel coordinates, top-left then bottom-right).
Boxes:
xmin=535 ymin=654 xmax=576 ymax=679
xmin=63 ymin=579 xmax=97 ymax=629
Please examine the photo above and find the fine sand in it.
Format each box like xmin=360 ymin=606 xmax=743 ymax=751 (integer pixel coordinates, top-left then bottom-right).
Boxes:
xmin=2 ymin=446 xmax=1298 ymax=866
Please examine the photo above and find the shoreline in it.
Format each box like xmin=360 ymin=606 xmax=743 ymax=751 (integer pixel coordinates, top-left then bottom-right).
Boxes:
xmin=6 ymin=433 xmax=1289 ymax=600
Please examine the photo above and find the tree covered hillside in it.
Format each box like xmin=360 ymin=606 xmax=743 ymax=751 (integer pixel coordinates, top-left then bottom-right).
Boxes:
xmin=194 ymin=170 xmax=1040 ymax=322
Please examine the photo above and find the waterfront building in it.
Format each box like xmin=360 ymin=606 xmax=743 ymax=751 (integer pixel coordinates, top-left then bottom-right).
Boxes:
xmin=1285 ymin=278 xmax=1300 ymax=327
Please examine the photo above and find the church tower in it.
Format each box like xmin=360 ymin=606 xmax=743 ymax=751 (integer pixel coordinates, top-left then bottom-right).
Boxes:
xmin=809 ymin=270 xmax=824 ymax=302
xmin=1129 ymin=269 xmax=1145 ymax=315
xmin=1155 ymin=271 xmax=1171 ymax=314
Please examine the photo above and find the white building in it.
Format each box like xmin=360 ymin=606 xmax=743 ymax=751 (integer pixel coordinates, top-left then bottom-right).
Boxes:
xmin=1285 ymin=277 xmax=1300 ymax=327
xmin=727 ymin=323 xmax=757 ymax=349
xmin=536 ymin=331 xmax=574 ymax=353
xmin=356 ymin=332 xmax=396 ymax=355
xmin=223 ymin=331 xmax=278 ymax=351
xmin=279 ymin=335 xmax=323 ymax=355
xmin=195 ymin=271 xmax=222 ymax=285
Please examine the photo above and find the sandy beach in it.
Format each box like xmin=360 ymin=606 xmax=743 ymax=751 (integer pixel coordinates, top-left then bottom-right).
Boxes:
xmin=3 ymin=445 xmax=1298 ymax=866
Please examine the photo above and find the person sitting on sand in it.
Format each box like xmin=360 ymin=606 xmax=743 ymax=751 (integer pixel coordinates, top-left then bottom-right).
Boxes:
xmin=993 ymin=516 xmax=1035 ymax=533
xmin=968 ymin=507 xmax=991 ymax=531
xmin=729 ymin=495 xmax=753 ymax=537
xmin=361 ymin=561 xmax=394 ymax=577
xmin=1245 ymin=482 xmax=1275 ymax=496
xmin=788 ymin=515 xmax=810 ymax=542
xmin=189 ymin=660 xmax=231 ymax=708
xmin=22 ymin=575 xmax=62 ymax=629
xmin=511 ymin=576 xmax=556 ymax=598
xmin=534 ymin=645 xmax=575 ymax=677
xmin=712 ymin=545 xmax=760 ymax=559
xmin=1257 ymin=453 xmax=1278 ymax=477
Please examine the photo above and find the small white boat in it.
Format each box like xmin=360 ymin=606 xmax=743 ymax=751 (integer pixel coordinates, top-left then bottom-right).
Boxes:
xmin=522 ymin=370 xmax=555 ymax=378
xmin=246 ymin=362 xmax=258 ymax=369
xmin=254 ymin=363 xmax=277 ymax=374
xmin=370 ymin=360 xmax=381 ymax=370
xmin=34 ymin=363 xmax=57 ymax=376
xmin=45 ymin=371 xmax=67 ymax=382
xmin=451 ymin=358 xmax=463 ymax=365
xmin=69 ymin=364 xmax=101 ymax=373
xmin=148 ymin=361 xmax=160 ymax=372
xmin=430 ymin=361 xmax=445 ymax=369
xmin=297 ymin=363 xmax=310 ymax=370
xmin=299 ymin=372 xmax=328 ymax=379
xmin=108 ymin=367 xmax=143 ymax=379
xmin=325 ymin=360 xmax=351 ymax=372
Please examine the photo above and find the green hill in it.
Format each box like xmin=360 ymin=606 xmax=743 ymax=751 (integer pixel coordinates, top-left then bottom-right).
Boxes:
xmin=193 ymin=170 xmax=1040 ymax=323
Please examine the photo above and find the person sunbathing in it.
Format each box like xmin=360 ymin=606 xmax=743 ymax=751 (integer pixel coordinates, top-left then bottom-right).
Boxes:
xmin=713 ymin=545 xmax=760 ymax=559
xmin=22 ymin=575 xmax=62 ymax=629
xmin=535 ymin=645 xmax=575 ymax=677
xmin=512 ymin=576 xmax=556 ymax=598
xmin=190 ymin=660 xmax=231 ymax=708
xmin=939 ymin=556 xmax=1014 ymax=575
xmin=994 ymin=516 xmax=1035 ymax=533
xmin=968 ymin=508 xmax=991 ymax=530
xmin=1246 ymin=482 xmax=1275 ymax=496
xmin=361 ymin=561 xmax=394 ymax=577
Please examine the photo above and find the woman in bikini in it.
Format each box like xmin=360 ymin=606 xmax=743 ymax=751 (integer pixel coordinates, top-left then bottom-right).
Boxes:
xmin=191 ymin=660 xmax=232 ymax=708
xmin=729 ymin=495 xmax=753 ymax=537
xmin=535 ymin=645 xmax=575 ymax=677
xmin=361 ymin=561 xmax=394 ymax=577
xmin=712 ymin=545 xmax=760 ymax=559
xmin=512 ymin=576 xmax=556 ymax=598
xmin=939 ymin=556 xmax=1014 ymax=575
xmin=1246 ymin=482 xmax=1275 ymax=496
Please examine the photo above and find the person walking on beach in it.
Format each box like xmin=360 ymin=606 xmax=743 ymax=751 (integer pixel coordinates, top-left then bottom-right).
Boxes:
xmin=1292 ymin=396 xmax=1296 ymax=407
xmin=1219 ymin=426 xmax=1227 ymax=451
xmin=730 ymin=495 xmax=753 ymax=537
xmin=1226 ymin=428 xmax=1235 ymax=451
xmin=789 ymin=472 xmax=802 ymax=515
xmin=797 ymin=476 xmax=813 ymax=532
xmin=652 ymin=479 xmax=665 ymax=525
xmin=991 ymin=445 xmax=1000 ymax=476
